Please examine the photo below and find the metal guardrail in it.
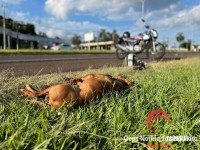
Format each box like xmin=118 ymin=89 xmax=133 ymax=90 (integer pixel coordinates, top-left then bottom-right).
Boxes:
xmin=0 ymin=26 xmax=68 ymax=43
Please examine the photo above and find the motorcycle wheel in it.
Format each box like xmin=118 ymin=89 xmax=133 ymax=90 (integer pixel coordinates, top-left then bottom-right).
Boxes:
xmin=115 ymin=42 xmax=128 ymax=59
xmin=116 ymin=48 xmax=128 ymax=59
xmin=146 ymin=43 xmax=165 ymax=61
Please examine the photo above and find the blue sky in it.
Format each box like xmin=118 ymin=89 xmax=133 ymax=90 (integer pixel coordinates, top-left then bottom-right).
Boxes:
xmin=1 ymin=0 xmax=200 ymax=46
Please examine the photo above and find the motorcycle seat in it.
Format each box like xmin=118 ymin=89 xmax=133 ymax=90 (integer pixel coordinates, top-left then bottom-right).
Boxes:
xmin=124 ymin=37 xmax=137 ymax=43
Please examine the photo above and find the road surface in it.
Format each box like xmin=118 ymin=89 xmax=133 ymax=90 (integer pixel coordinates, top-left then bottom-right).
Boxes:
xmin=0 ymin=54 xmax=115 ymax=63
xmin=0 ymin=54 xmax=122 ymax=76
xmin=0 ymin=52 xmax=199 ymax=76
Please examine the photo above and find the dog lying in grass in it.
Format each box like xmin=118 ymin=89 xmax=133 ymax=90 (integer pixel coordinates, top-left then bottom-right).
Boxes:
xmin=20 ymin=74 xmax=134 ymax=107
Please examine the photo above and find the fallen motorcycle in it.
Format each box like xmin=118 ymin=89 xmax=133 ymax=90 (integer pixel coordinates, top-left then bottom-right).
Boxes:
xmin=115 ymin=19 xmax=165 ymax=60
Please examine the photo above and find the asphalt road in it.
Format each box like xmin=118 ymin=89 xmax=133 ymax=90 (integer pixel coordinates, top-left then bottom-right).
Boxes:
xmin=0 ymin=54 xmax=115 ymax=63
xmin=0 ymin=52 xmax=199 ymax=76
xmin=0 ymin=54 xmax=122 ymax=76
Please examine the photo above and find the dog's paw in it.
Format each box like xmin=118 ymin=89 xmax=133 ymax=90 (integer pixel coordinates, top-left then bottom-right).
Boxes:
xmin=19 ymin=89 xmax=25 ymax=94
xmin=24 ymin=84 xmax=34 ymax=91
xmin=23 ymin=84 xmax=29 ymax=89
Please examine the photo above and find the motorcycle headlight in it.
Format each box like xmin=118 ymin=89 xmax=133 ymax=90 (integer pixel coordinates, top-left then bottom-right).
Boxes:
xmin=123 ymin=31 xmax=130 ymax=38
xmin=151 ymin=29 xmax=158 ymax=39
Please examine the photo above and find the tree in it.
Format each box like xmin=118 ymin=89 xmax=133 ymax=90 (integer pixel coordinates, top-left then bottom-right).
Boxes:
xmin=180 ymin=39 xmax=192 ymax=51
xmin=162 ymin=41 xmax=168 ymax=48
xmin=38 ymin=32 xmax=47 ymax=37
xmin=98 ymin=29 xmax=119 ymax=42
xmin=98 ymin=29 xmax=108 ymax=42
xmin=176 ymin=33 xmax=185 ymax=49
xmin=71 ymin=34 xmax=82 ymax=48
xmin=111 ymin=29 xmax=119 ymax=43
xmin=0 ymin=16 xmax=37 ymax=35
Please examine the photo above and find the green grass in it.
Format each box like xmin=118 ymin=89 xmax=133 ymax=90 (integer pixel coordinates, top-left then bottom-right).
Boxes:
xmin=0 ymin=49 xmax=115 ymax=54
xmin=0 ymin=58 xmax=200 ymax=149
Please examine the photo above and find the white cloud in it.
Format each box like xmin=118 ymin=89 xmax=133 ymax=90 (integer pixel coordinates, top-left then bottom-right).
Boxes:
xmin=45 ymin=28 xmax=64 ymax=38
xmin=6 ymin=0 xmax=187 ymax=40
xmin=10 ymin=12 xmax=30 ymax=22
xmin=106 ymin=7 xmax=139 ymax=21
xmin=145 ymin=3 xmax=182 ymax=20
xmin=155 ymin=5 xmax=200 ymax=28
xmin=32 ymin=17 xmax=105 ymax=38
xmin=44 ymin=0 xmax=181 ymax=21
xmin=7 ymin=0 xmax=200 ymax=44
xmin=44 ymin=0 xmax=139 ymax=20
xmin=44 ymin=0 xmax=73 ymax=19
xmin=7 ymin=10 xmax=105 ymax=38
xmin=8 ymin=9 xmax=106 ymax=39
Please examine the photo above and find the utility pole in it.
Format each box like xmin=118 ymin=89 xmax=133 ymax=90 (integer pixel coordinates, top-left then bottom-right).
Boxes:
xmin=2 ymin=3 xmax=6 ymax=49
xmin=13 ymin=21 xmax=19 ymax=50
xmin=16 ymin=26 xmax=19 ymax=50
xmin=141 ymin=0 xmax=145 ymax=31
xmin=141 ymin=0 xmax=145 ymax=19
xmin=190 ymin=27 xmax=194 ymax=51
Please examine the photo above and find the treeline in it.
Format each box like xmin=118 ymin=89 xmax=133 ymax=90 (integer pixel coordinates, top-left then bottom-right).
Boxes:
xmin=0 ymin=16 xmax=48 ymax=49
xmin=0 ymin=16 xmax=47 ymax=37
xmin=0 ymin=16 xmax=36 ymax=35
xmin=71 ymin=29 xmax=120 ymax=48
xmin=176 ymin=32 xmax=195 ymax=50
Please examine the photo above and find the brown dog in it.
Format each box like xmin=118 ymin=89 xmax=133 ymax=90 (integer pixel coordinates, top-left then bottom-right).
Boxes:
xmin=20 ymin=74 xmax=134 ymax=107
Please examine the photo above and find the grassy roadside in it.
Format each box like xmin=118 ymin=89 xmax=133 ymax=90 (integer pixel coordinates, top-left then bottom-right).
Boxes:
xmin=0 ymin=58 xmax=200 ymax=149
xmin=0 ymin=49 xmax=115 ymax=54
xmin=0 ymin=49 xmax=199 ymax=55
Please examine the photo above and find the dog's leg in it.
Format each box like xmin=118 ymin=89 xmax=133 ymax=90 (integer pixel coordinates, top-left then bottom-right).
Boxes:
xmin=20 ymin=89 xmax=37 ymax=97
xmin=20 ymin=84 xmax=51 ymax=98
xmin=70 ymin=74 xmax=112 ymax=84
xmin=24 ymin=84 xmax=37 ymax=93
xmin=76 ymin=80 xmax=103 ymax=106
xmin=70 ymin=74 xmax=101 ymax=83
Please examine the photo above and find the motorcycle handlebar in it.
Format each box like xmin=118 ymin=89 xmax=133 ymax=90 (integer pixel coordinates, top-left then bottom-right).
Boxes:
xmin=141 ymin=19 xmax=145 ymax=22
xmin=141 ymin=19 xmax=151 ymax=29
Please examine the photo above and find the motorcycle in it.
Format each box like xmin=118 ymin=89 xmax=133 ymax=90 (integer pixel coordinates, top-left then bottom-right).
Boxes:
xmin=115 ymin=19 xmax=165 ymax=60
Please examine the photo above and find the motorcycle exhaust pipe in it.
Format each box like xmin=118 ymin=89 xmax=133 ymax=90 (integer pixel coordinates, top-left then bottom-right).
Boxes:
xmin=115 ymin=44 xmax=129 ymax=52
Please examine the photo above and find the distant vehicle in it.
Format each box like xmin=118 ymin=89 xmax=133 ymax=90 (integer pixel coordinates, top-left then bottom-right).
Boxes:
xmin=51 ymin=43 xmax=72 ymax=50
